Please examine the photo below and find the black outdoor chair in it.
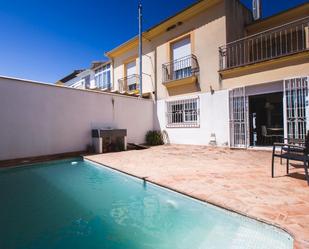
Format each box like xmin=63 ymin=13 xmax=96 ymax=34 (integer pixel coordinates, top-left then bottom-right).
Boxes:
xmin=280 ymin=137 xmax=305 ymax=164
xmin=271 ymin=131 xmax=309 ymax=186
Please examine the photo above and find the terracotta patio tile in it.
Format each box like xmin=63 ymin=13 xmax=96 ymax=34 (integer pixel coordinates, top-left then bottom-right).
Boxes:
xmin=85 ymin=145 xmax=309 ymax=248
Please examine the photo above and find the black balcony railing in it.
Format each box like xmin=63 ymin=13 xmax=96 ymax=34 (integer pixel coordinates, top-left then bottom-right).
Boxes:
xmin=219 ymin=17 xmax=309 ymax=70
xmin=162 ymin=54 xmax=199 ymax=83
xmin=118 ymin=74 xmax=139 ymax=93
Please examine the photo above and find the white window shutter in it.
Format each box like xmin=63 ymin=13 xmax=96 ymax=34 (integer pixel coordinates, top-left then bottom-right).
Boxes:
xmin=126 ymin=61 xmax=136 ymax=76
xmin=172 ymin=37 xmax=191 ymax=71
xmin=172 ymin=37 xmax=191 ymax=61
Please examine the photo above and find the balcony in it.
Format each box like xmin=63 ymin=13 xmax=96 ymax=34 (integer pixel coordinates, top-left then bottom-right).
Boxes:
xmin=162 ymin=54 xmax=199 ymax=87
xmin=118 ymin=74 xmax=140 ymax=93
xmin=219 ymin=17 xmax=309 ymax=71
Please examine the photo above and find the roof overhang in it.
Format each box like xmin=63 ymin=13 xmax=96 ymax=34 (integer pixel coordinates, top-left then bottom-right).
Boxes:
xmin=106 ymin=0 xmax=222 ymax=58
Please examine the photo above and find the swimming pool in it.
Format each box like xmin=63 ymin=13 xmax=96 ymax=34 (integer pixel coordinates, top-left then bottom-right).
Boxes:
xmin=0 ymin=158 xmax=293 ymax=249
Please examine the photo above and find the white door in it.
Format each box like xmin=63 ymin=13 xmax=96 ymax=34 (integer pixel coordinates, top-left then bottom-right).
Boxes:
xmin=284 ymin=77 xmax=309 ymax=141
xmin=229 ymin=87 xmax=249 ymax=148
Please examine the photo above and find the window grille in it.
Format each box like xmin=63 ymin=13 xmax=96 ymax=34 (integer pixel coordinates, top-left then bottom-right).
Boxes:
xmin=166 ymin=97 xmax=200 ymax=128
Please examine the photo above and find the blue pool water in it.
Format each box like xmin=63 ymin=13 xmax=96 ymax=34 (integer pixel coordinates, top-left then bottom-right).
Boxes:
xmin=0 ymin=158 xmax=293 ymax=249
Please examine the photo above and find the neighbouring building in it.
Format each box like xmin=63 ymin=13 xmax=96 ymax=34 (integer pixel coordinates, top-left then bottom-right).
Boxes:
xmin=105 ymin=0 xmax=309 ymax=148
xmin=57 ymin=61 xmax=112 ymax=90
xmin=56 ymin=69 xmax=84 ymax=87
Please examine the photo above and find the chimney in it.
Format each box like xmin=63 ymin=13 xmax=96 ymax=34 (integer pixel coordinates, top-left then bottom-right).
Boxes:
xmin=252 ymin=0 xmax=262 ymax=20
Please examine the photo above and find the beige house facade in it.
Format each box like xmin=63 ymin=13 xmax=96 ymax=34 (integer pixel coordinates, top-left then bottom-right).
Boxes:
xmin=106 ymin=0 xmax=309 ymax=147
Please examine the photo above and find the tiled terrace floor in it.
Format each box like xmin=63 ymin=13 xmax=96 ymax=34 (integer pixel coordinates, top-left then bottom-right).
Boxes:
xmin=85 ymin=145 xmax=309 ymax=249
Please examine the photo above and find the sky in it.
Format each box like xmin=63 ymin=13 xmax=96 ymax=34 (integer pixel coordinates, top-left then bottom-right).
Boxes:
xmin=0 ymin=0 xmax=307 ymax=83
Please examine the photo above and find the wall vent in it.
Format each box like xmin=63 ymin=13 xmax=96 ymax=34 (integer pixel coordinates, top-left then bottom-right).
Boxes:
xmin=166 ymin=21 xmax=183 ymax=32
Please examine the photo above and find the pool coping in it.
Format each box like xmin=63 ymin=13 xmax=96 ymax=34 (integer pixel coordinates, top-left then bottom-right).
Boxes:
xmin=84 ymin=157 xmax=295 ymax=246
xmin=0 ymin=151 xmax=87 ymax=168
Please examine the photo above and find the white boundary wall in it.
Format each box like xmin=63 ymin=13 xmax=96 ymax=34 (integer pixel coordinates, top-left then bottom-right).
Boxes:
xmin=155 ymin=90 xmax=230 ymax=146
xmin=0 ymin=77 xmax=154 ymax=160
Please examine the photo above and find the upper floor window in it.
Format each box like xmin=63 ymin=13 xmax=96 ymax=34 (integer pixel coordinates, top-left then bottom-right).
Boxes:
xmin=162 ymin=36 xmax=198 ymax=83
xmin=95 ymin=64 xmax=111 ymax=89
xmin=172 ymin=37 xmax=191 ymax=60
xmin=171 ymin=37 xmax=192 ymax=79
xmin=125 ymin=61 xmax=138 ymax=91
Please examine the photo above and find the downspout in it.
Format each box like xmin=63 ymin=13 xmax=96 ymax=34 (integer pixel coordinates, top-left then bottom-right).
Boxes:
xmin=111 ymin=58 xmax=115 ymax=90
xmin=138 ymin=2 xmax=143 ymax=97
xmin=154 ymin=46 xmax=158 ymax=132
xmin=154 ymin=47 xmax=157 ymax=101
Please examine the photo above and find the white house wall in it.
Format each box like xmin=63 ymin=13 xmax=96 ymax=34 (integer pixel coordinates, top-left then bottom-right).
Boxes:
xmin=155 ymin=90 xmax=230 ymax=146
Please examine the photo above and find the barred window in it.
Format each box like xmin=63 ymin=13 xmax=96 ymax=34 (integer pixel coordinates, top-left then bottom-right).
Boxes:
xmin=166 ymin=97 xmax=200 ymax=128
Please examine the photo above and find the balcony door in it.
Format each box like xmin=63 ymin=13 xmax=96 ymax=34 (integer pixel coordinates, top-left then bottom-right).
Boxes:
xmin=125 ymin=61 xmax=137 ymax=91
xmin=171 ymin=37 xmax=191 ymax=80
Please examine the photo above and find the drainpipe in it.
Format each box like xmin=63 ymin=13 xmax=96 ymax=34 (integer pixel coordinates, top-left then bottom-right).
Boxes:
xmin=154 ymin=47 xmax=157 ymax=101
xmin=138 ymin=2 xmax=143 ymax=97
xmin=111 ymin=58 xmax=115 ymax=90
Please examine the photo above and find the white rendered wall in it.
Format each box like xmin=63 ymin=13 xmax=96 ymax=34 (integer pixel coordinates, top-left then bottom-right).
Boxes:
xmin=154 ymin=90 xmax=230 ymax=146
xmin=0 ymin=77 xmax=153 ymax=160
